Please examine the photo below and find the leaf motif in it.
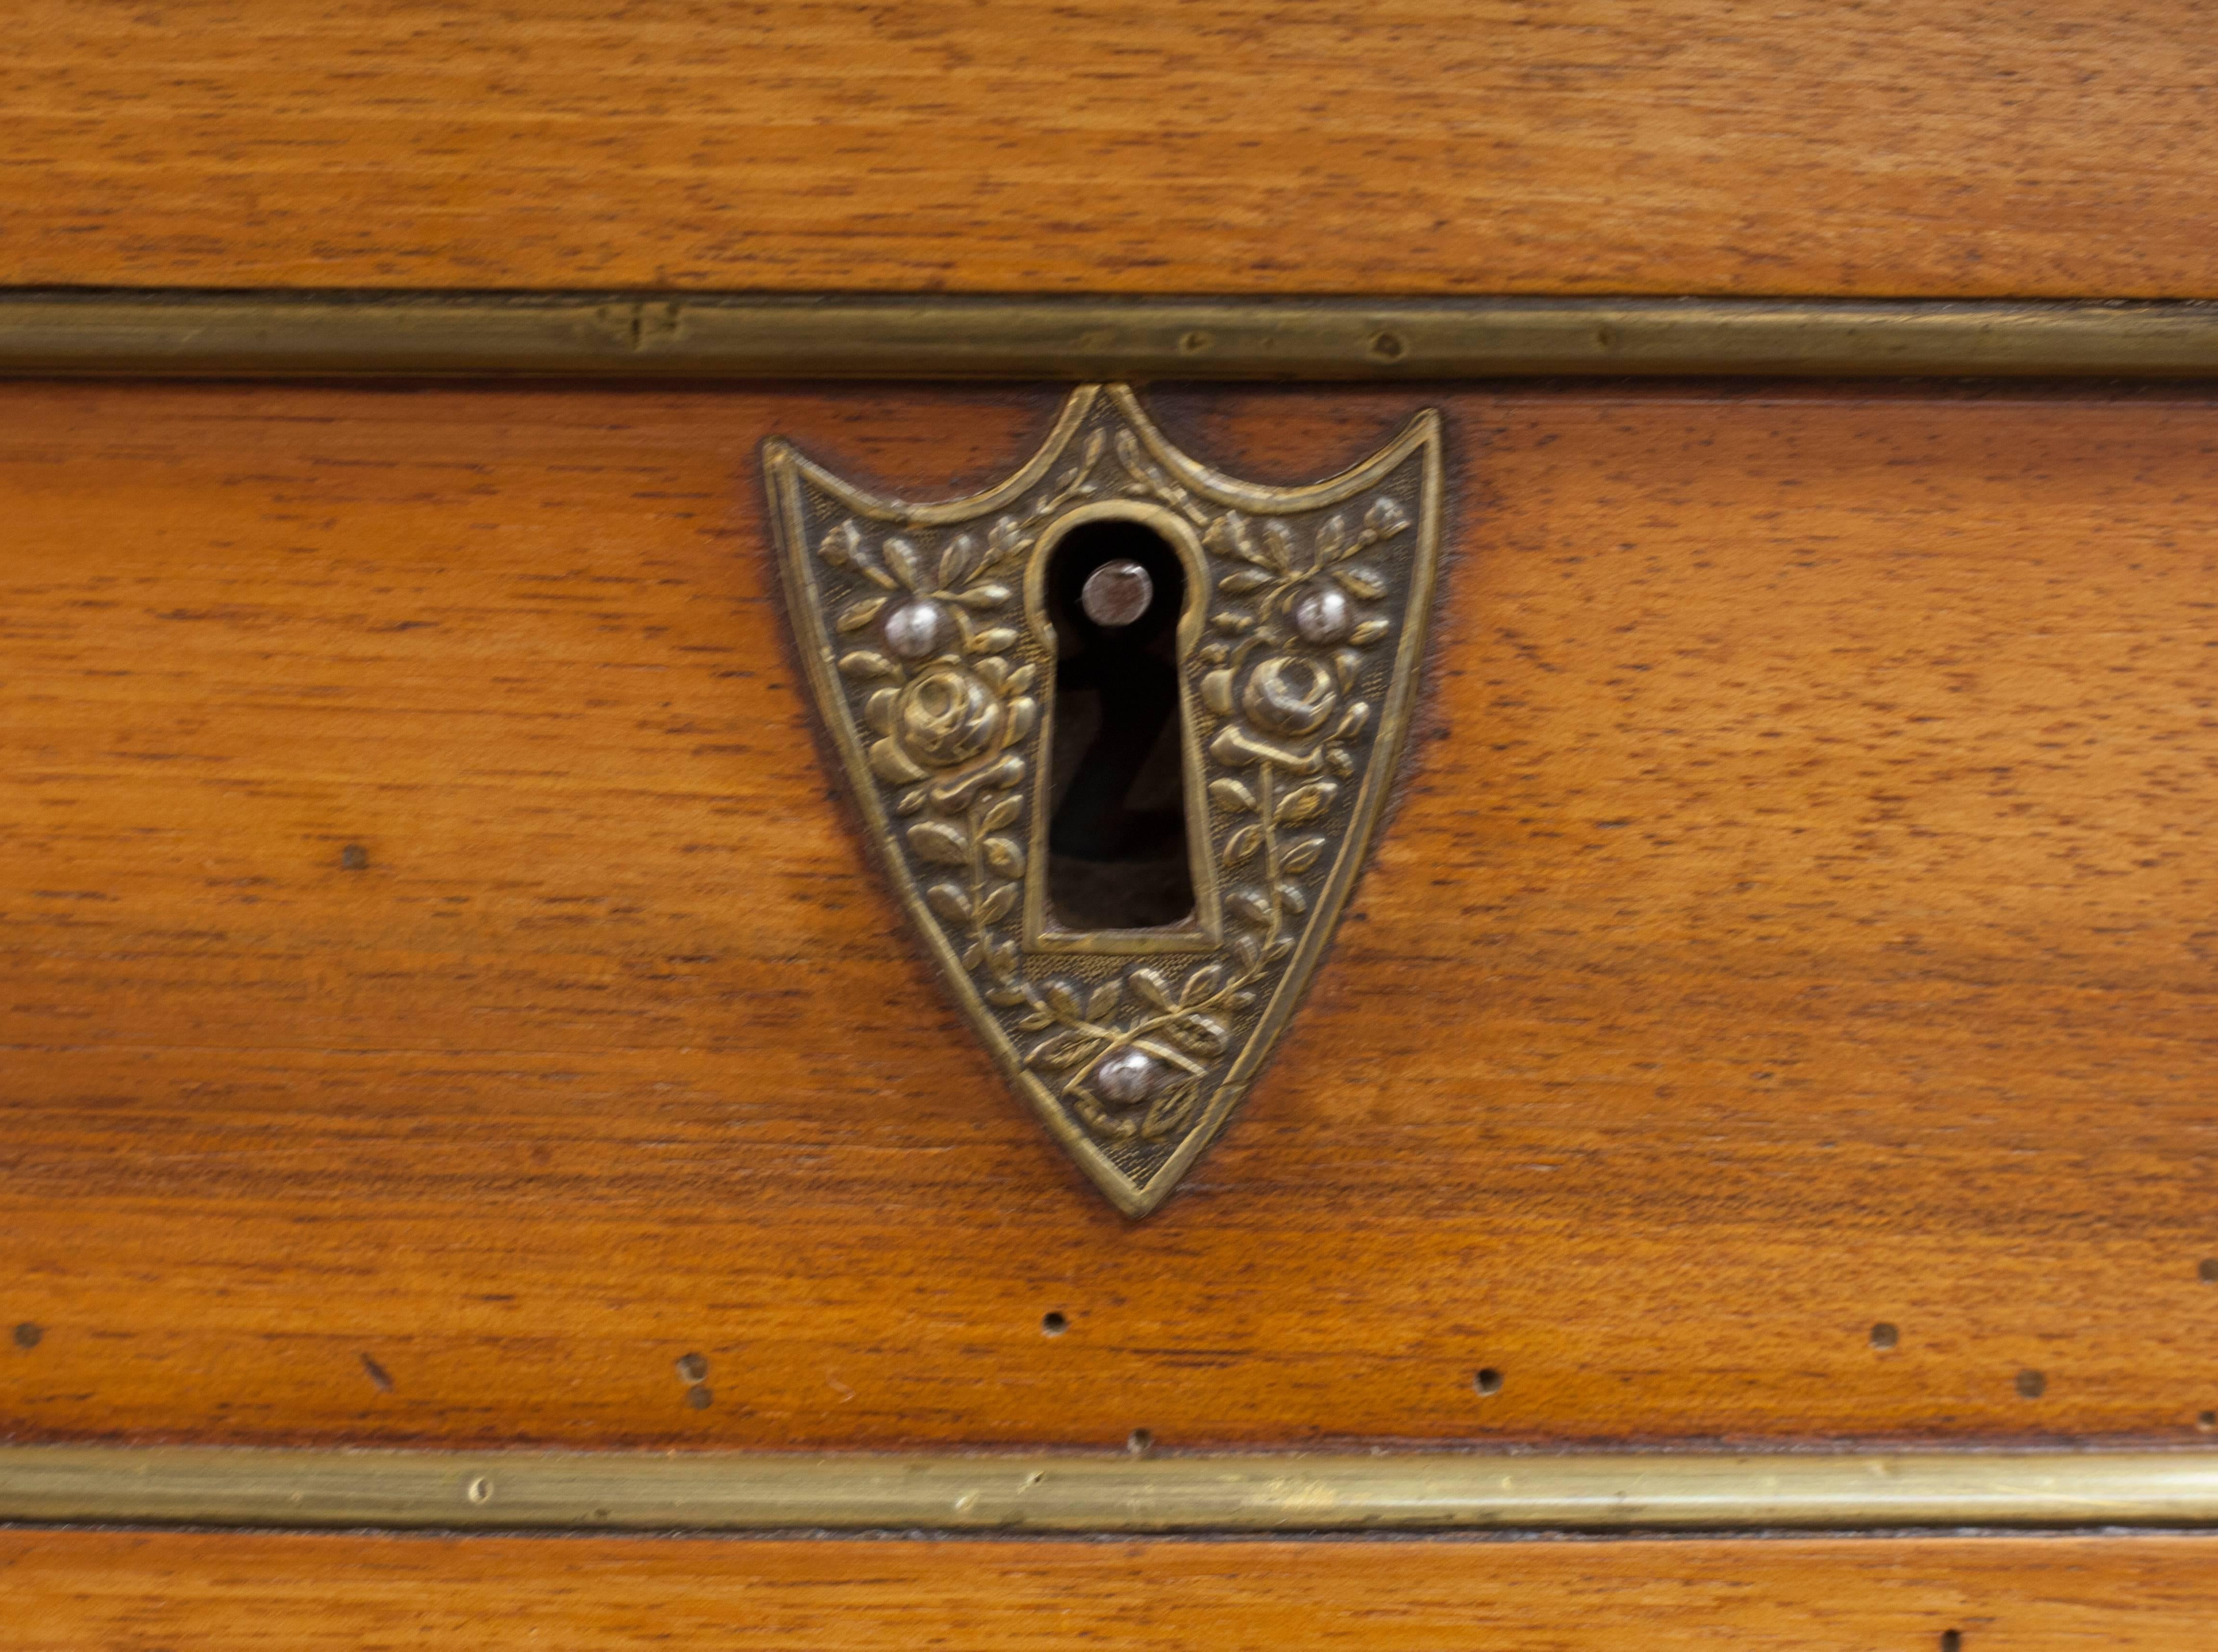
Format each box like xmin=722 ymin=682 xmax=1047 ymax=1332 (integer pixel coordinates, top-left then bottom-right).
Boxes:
xmin=1265 ymin=936 xmax=1295 ymax=962
xmin=1350 ymin=617 xmax=1392 ymax=644
xmin=1232 ymin=932 xmax=1262 ymax=973
xmin=983 ymin=835 xmax=1025 ymax=876
xmin=1222 ymin=823 xmax=1263 ymax=866
xmin=1210 ymin=612 xmax=1255 ymax=634
xmin=869 ymin=738 xmax=927 ymax=783
xmin=1364 ymin=496 xmax=1410 ymax=539
xmin=864 ymin=688 xmax=898 ymax=735
xmin=1016 ymin=1007 xmax=1056 ymax=1031
xmin=1181 ymin=963 xmax=1226 ymax=1004
xmin=1129 ymin=967 xmax=1173 ymax=1010
xmin=1262 ymin=520 xmax=1298 ymax=574
xmin=985 ymin=982 xmax=1031 ymax=1008
xmin=907 ymin=820 xmax=970 ymax=865
xmin=953 ymin=583 xmax=1012 ymax=610
xmin=974 ymin=655 xmax=1009 ymax=689
xmin=838 ymin=594 xmax=890 ymax=632
xmin=985 ymin=517 xmax=1028 ymax=566
xmin=1278 ymin=880 xmax=1310 ymax=914
xmin=1086 ymin=979 xmax=1122 ymax=1020
xmin=1217 ymin=568 xmax=1273 ymax=595
xmin=1027 ymin=1030 xmax=1101 ymax=1071
xmin=1335 ymin=700 xmax=1372 ymax=739
xmin=979 ymin=884 xmax=1017 ymax=922
xmin=1275 ymin=781 xmax=1339 ymax=825
xmin=1326 ymin=747 xmax=1355 ymax=776
xmin=1227 ymin=887 xmax=1272 ymax=925
xmin=981 ymin=794 xmax=1023 ymax=831
xmin=925 ymin=883 xmax=973 ymax=922
xmin=1332 ymin=647 xmax=1363 ymax=690
xmin=1166 ymin=1013 xmax=1228 ymax=1058
xmin=938 ymin=533 xmax=979 ymax=589
xmin=1201 ymin=670 xmax=1235 ymax=716
xmin=1005 ymin=696 xmax=1037 ymax=744
xmin=1334 ymin=566 xmax=1388 ymax=600
xmin=896 ymin=785 xmax=929 ymax=816
xmin=968 ymin=627 xmax=1020 ymax=654
xmin=1114 ymin=428 xmax=1171 ymax=499
xmin=838 ymin=651 xmax=897 ymax=680
xmin=1044 ymin=978 xmax=1084 ymax=1019
xmin=987 ymin=938 xmax=1019 ymax=976
xmin=883 ymin=535 xmax=927 ymax=592
xmin=1143 ymin=1082 xmax=1197 ymax=1140
xmin=1206 ymin=512 xmax=1273 ymax=569
xmin=817 ymin=521 xmax=863 ymax=566
xmin=1209 ymin=777 xmax=1257 ymax=813
xmin=1280 ymin=834 xmax=1326 ymax=874
xmin=1006 ymin=664 xmax=1037 ymax=695
xmin=1197 ymin=640 xmax=1232 ymax=666
xmin=1314 ymin=514 xmax=1348 ymax=563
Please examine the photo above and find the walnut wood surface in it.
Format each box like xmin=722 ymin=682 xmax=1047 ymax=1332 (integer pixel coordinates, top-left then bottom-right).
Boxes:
xmin=12 ymin=1529 xmax=2218 ymax=1649
xmin=6 ymin=1 xmax=2218 ymax=297
xmin=7 ymin=382 xmax=2218 ymax=1451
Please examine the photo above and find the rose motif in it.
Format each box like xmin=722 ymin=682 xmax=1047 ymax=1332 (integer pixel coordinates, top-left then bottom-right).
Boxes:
xmin=1241 ymin=653 xmax=1338 ymax=737
xmin=895 ymin=663 xmax=1005 ymax=768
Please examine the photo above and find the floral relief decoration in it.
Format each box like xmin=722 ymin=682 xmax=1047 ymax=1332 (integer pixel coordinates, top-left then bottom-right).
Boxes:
xmin=767 ymin=385 xmax=1441 ymax=1216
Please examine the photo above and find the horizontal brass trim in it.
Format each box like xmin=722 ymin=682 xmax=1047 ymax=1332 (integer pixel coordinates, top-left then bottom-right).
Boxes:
xmin=0 ymin=294 xmax=2216 ymax=380
xmin=5 ymin=1446 xmax=2218 ymax=1532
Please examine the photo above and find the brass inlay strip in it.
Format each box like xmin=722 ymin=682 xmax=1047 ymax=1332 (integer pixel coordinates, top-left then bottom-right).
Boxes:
xmin=4 ymin=1446 xmax=2218 ymax=1532
xmin=0 ymin=294 xmax=2217 ymax=380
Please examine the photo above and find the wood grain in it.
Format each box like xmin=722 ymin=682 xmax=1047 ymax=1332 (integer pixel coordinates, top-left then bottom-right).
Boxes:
xmin=8 ymin=381 xmax=2218 ymax=1451
xmin=5 ymin=1 xmax=2218 ymax=297
xmin=11 ymin=1528 xmax=2218 ymax=1649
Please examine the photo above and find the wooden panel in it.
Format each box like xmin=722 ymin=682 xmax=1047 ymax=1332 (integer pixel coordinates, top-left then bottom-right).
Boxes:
xmin=8 ymin=382 xmax=2218 ymax=1450
xmin=5 ymin=2 xmax=2218 ymax=297
xmin=10 ymin=1528 xmax=2218 ymax=1649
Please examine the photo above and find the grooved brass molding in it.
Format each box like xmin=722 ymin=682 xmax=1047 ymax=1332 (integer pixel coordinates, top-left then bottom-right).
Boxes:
xmin=767 ymin=386 xmax=1441 ymax=1214
xmin=0 ymin=294 xmax=2216 ymax=378
xmin=4 ymin=1447 xmax=2218 ymax=1533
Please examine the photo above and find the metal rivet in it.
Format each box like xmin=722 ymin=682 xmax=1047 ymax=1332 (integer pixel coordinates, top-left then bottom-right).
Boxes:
xmin=1093 ymin=1047 xmax=1161 ymax=1103
xmin=1080 ymin=559 xmax=1154 ymax=627
xmin=882 ymin=597 xmax=951 ymax=660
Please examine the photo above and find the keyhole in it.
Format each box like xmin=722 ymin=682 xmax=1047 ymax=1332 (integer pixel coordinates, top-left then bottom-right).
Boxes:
xmin=1044 ymin=516 xmax=1195 ymax=930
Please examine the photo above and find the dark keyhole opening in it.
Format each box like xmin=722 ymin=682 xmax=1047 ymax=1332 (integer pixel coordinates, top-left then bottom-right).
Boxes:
xmin=1045 ymin=517 xmax=1195 ymax=930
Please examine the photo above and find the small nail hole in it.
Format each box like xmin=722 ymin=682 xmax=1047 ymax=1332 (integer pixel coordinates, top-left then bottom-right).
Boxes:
xmin=1474 ymin=1367 xmax=1503 ymax=1396
xmin=1370 ymin=331 xmax=1406 ymax=360
xmin=675 ymin=1352 xmax=708 ymax=1384
xmin=2200 ymin=1258 xmax=2218 ymax=1283
xmin=1041 ymin=1311 xmax=1068 ymax=1336
xmin=2197 ymin=1410 xmax=2215 ymax=1430
xmin=1180 ymin=330 xmax=1211 ymax=353
xmin=340 ymin=843 xmax=369 ymax=871
xmin=466 ymin=1477 xmax=491 ymax=1504
xmin=1940 ymin=1631 xmax=1962 ymax=1652
xmin=1127 ymin=1428 xmax=1153 ymax=1455
xmin=12 ymin=1322 xmax=41 ymax=1351
xmin=2016 ymin=1368 xmax=2046 ymax=1399
xmin=685 ymin=1386 xmax=713 ymax=1410
xmin=1870 ymin=1322 xmax=1898 ymax=1350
